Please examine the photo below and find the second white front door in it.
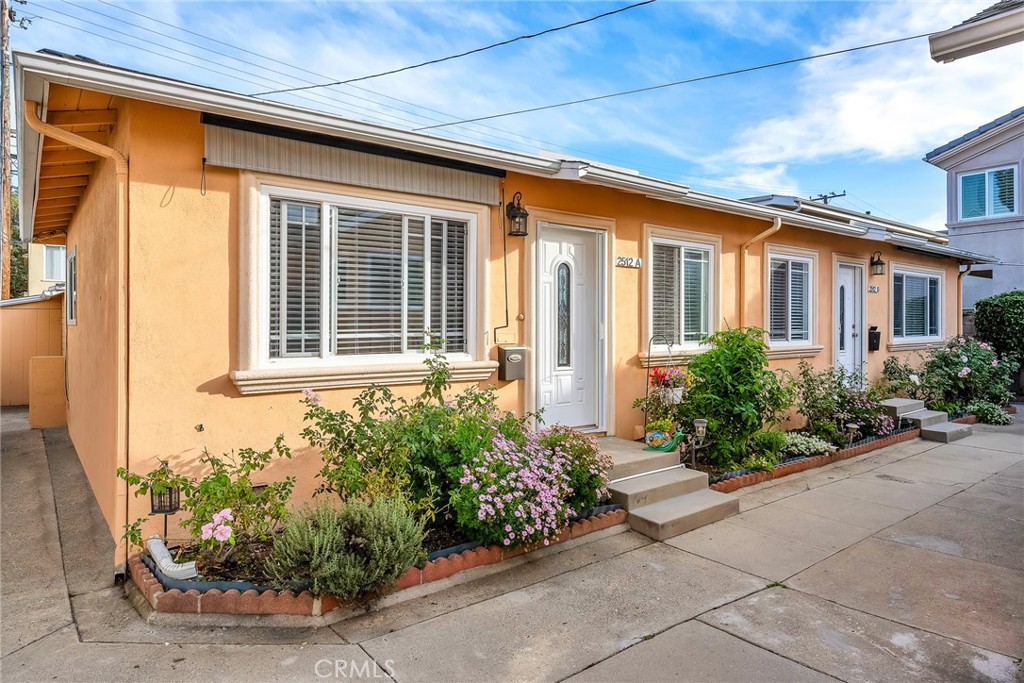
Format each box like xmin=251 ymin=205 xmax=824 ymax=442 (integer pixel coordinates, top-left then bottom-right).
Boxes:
xmin=835 ymin=263 xmax=864 ymax=380
xmin=537 ymin=226 xmax=602 ymax=430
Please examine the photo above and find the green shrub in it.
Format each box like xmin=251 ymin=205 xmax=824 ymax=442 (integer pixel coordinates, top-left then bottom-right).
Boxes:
xmin=925 ymin=337 xmax=1017 ymax=411
xmin=117 ymin=438 xmax=295 ymax=548
xmin=974 ymin=290 xmax=1024 ymax=363
xmin=878 ymin=356 xmax=938 ymax=404
xmin=783 ymin=432 xmax=837 ymax=458
xmin=645 ymin=418 xmax=675 ymax=434
xmin=268 ymin=499 xmax=425 ymax=599
xmin=794 ymin=361 xmax=894 ymax=445
xmin=749 ymin=429 xmax=787 ymax=459
xmin=541 ymin=426 xmax=612 ymax=515
xmin=738 ymin=453 xmax=780 ymax=472
xmin=966 ymin=400 xmax=1014 ymax=426
xmin=676 ymin=328 xmax=793 ymax=469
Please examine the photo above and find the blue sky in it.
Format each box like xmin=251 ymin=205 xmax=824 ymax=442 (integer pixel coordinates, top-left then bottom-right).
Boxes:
xmin=11 ymin=1 xmax=1023 ymax=229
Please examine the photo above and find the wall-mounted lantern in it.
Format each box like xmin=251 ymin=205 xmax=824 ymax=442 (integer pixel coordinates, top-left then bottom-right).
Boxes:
xmin=150 ymin=485 xmax=181 ymax=540
xmin=505 ymin=191 xmax=530 ymax=237
xmin=870 ymin=251 xmax=886 ymax=276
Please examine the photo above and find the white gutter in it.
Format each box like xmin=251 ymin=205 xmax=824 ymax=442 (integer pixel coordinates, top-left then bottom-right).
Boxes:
xmin=554 ymin=161 xmax=690 ymax=201
xmin=885 ymin=234 xmax=999 ymax=264
xmin=667 ymin=190 xmax=869 ymax=237
xmin=929 ymin=6 xmax=1024 ymax=62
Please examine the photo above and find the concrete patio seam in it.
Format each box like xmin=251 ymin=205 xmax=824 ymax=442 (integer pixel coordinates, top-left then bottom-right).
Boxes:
xmin=0 ymin=622 xmax=75 ymax=660
xmin=335 ymin=536 xmax=655 ymax=644
xmin=869 ymin=534 xmax=1024 ymax=573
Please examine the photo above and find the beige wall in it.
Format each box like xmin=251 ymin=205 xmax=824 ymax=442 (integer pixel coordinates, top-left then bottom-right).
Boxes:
xmin=0 ymin=296 xmax=63 ymax=405
xmin=56 ymin=95 xmax=961 ymax=555
xmin=29 ymin=356 xmax=67 ymax=428
xmin=26 ymin=242 xmax=66 ymax=296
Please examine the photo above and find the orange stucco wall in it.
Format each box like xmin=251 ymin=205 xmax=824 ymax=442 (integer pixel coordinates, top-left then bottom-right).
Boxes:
xmin=57 ymin=94 xmax=960 ymax=555
xmin=0 ymin=295 xmax=63 ymax=405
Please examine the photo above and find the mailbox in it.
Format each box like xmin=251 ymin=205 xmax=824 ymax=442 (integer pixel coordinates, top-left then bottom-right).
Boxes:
xmin=868 ymin=326 xmax=881 ymax=352
xmin=498 ymin=345 xmax=527 ymax=381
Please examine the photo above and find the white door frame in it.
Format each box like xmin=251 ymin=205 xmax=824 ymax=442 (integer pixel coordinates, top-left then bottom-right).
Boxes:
xmin=833 ymin=255 xmax=867 ymax=382
xmin=524 ymin=210 xmax=613 ymax=434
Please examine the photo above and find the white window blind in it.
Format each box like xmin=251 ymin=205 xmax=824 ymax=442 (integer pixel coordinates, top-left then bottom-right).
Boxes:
xmin=651 ymin=240 xmax=710 ymax=346
xmin=960 ymin=166 xmax=1017 ymax=220
xmin=270 ymin=196 xmax=468 ymax=361
xmin=893 ymin=272 xmax=940 ymax=339
xmin=769 ymin=256 xmax=810 ymax=343
xmin=44 ymin=245 xmax=66 ymax=280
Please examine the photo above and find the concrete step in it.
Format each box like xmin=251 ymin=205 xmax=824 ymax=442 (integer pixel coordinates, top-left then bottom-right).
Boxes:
xmin=921 ymin=421 xmax=973 ymax=443
xmin=600 ymin=437 xmax=680 ymax=480
xmin=902 ymin=409 xmax=949 ymax=428
xmin=628 ymin=489 xmax=739 ymax=541
xmin=880 ymin=398 xmax=926 ymax=419
xmin=609 ymin=467 xmax=708 ymax=509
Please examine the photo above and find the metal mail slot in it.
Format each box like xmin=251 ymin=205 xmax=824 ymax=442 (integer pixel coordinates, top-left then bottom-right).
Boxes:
xmin=498 ymin=345 xmax=527 ymax=381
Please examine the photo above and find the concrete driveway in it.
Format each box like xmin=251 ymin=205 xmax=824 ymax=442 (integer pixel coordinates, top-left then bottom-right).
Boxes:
xmin=2 ymin=406 xmax=1021 ymax=682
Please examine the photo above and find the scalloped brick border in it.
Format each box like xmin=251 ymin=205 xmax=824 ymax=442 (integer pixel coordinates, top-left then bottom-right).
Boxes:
xmin=128 ymin=508 xmax=627 ymax=616
xmin=708 ymin=428 xmax=921 ymax=494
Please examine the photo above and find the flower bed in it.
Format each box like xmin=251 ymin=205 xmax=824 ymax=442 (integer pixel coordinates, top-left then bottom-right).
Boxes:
xmin=127 ymin=508 xmax=627 ymax=619
xmin=708 ymin=427 xmax=920 ymax=494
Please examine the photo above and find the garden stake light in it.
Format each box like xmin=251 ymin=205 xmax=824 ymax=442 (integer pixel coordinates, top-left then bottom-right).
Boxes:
xmin=150 ymin=486 xmax=181 ymax=541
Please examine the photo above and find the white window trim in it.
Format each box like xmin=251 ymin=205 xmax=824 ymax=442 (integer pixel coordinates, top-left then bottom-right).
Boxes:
xmin=764 ymin=244 xmax=817 ymax=348
xmin=643 ymin=224 xmax=721 ymax=361
xmin=42 ymin=244 xmax=67 ymax=282
xmin=957 ymin=164 xmax=1018 ymax=221
xmin=890 ymin=262 xmax=944 ymax=345
xmin=233 ymin=173 xmax=494 ymax=395
xmin=66 ymin=247 xmax=77 ymax=326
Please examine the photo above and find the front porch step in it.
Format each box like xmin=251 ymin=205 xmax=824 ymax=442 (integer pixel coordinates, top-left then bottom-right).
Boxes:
xmin=880 ymin=398 xmax=926 ymax=419
xmin=628 ymin=489 xmax=739 ymax=541
xmin=902 ymin=409 xmax=949 ymax=428
xmin=609 ymin=467 xmax=708 ymax=509
xmin=600 ymin=437 xmax=679 ymax=480
xmin=921 ymin=421 xmax=974 ymax=443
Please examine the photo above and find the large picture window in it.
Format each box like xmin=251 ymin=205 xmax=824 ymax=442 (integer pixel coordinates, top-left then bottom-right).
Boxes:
xmin=650 ymin=238 xmax=712 ymax=348
xmin=959 ymin=166 xmax=1017 ymax=220
xmin=768 ymin=254 xmax=812 ymax=344
xmin=893 ymin=270 xmax=941 ymax=340
xmin=268 ymin=194 xmax=470 ymax=362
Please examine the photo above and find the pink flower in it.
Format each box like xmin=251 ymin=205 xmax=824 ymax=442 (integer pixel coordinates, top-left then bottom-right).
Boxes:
xmin=213 ymin=508 xmax=234 ymax=524
xmin=960 ymin=355 xmax=968 ymax=363
xmin=201 ymin=522 xmax=215 ymax=540
xmin=212 ymin=524 xmax=232 ymax=542
xmin=958 ymin=367 xmax=971 ymax=378
xmin=301 ymin=388 xmax=322 ymax=404
xmin=980 ymin=342 xmax=990 ymax=350
xmin=992 ymin=359 xmax=999 ymax=367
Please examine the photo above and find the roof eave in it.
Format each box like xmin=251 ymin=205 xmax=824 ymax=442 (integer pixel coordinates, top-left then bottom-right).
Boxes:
xmin=928 ymin=6 xmax=1024 ymax=62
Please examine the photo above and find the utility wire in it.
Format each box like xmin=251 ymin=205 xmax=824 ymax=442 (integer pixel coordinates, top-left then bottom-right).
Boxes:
xmin=252 ymin=0 xmax=657 ymax=95
xmin=414 ymin=32 xmax=934 ymax=131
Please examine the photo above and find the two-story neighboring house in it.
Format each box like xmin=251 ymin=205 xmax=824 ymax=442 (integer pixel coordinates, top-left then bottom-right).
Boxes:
xmin=925 ymin=107 xmax=1024 ymax=311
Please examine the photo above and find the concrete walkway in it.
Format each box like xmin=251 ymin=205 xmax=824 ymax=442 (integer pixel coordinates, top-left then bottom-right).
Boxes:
xmin=1 ymin=406 xmax=1021 ymax=682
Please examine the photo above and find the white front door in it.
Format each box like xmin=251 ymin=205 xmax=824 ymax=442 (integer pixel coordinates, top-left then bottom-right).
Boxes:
xmin=835 ymin=263 xmax=864 ymax=380
xmin=537 ymin=226 xmax=602 ymax=430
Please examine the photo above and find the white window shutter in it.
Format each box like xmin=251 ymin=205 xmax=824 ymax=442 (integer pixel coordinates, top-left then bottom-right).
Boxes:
xmin=651 ymin=243 xmax=681 ymax=345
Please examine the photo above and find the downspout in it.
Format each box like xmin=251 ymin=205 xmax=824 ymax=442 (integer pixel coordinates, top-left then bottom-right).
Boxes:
xmin=739 ymin=216 xmax=782 ymax=328
xmin=957 ymin=263 xmax=972 ymax=336
xmin=24 ymin=101 xmax=131 ymax=573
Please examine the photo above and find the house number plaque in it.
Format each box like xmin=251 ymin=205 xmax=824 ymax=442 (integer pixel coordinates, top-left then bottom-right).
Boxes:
xmin=615 ymin=256 xmax=642 ymax=268
xmin=868 ymin=285 xmax=880 ymax=293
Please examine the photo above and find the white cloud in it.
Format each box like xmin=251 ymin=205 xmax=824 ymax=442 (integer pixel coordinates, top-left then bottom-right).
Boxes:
xmin=714 ymin=1 xmax=1022 ymax=166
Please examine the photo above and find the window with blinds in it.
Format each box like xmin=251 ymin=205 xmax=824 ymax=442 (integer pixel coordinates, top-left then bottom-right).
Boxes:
xmin=650 ymin=240 xmax=710 ymax=346
xmin=269 ymin=196 xmax=469 ymax=361
xmin=768 ymin=255 xmax=810 ymax=343
xmin=960 ymin=166 xmax=1018 ymax=220
xmin=893 ymin=271 xmax=940 ymax=339
xmin=44 ymin=245 xmax=66 ymax=281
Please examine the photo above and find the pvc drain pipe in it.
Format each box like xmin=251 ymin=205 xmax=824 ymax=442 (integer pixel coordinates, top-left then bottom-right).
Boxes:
xmin=146 ymin=535 xmax=199 ymax=580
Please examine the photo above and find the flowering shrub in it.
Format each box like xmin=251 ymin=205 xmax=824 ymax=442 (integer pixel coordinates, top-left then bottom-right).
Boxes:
xmin=966 ymin=400 xmax=1014 ymax=426
xmin=974 ymin=290 xmax=1024 ymax=364
xmin=452 ymin=431 xmax=574 ymax=547
xmin=117 ymin=439 xmax=295 ymax=548
xmin=795 ymin=361 xmax=894 ymax=445
xmin=783 ymin=432 xmax=837 ymax=458
xmin=540 ymin=426 xmax=612 ymax=514
xmin=925 ymin=337 xmax=1016 ymax=411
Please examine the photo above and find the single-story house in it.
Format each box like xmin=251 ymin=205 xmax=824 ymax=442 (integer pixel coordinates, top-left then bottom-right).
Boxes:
xmin=14 ymin=49 xmax=998 ymax=570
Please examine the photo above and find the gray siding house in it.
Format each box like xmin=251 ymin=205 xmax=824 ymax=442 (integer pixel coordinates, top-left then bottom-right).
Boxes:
xmin=925 ymin=107 xmax=1024 ymax=310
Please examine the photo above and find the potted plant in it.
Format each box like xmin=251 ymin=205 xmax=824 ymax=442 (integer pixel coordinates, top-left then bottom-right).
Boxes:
xmin=650 ymin=367 xmax=687 ymax=404
xmin=645 ymin=418 xmax=676 ymax=448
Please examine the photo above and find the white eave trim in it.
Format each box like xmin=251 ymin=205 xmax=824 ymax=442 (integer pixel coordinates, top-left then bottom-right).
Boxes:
xmin=555 ymin=161 xmax=690 ymax=200
xmin=885 ymin=234 xmax=999 ymax=264
xmin=929 ymin=6 xmax=1024 ymax=63
xmin=672 ymin=191 xmax=869 ymax=237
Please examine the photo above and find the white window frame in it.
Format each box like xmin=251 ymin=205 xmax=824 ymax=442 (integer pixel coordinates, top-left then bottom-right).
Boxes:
xmin=66 ymin=247 xmax=77 ymax=326
xmin=644 ymin=225 xmax=720 ymax=355
xmin=891 ymin=264 xmax=944 ymax=343
xmin=257 ymin=183 xmax=479 ymax=371
xmin=957 ymin=164 xmax=1018 ymax=221
xmin=765 ymin=244 xmax=817 ymax=348
xmin=42 ymin=244 xmax=67 ymax=281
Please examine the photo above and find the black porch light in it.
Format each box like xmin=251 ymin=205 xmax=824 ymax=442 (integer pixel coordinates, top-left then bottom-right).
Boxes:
xmin=505 ymin=191 xmax=530 ymax=237
xmin=150 ymin=486 xmax=181 ymax=540
xmin=870 ymin=251 xmax=886 ymax=276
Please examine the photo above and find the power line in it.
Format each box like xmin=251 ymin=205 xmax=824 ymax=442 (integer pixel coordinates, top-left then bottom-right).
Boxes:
xmin=251 ymin=0 xmax=657 ymax=95
xmin=414 ymin=32 xmax=935 ymax=131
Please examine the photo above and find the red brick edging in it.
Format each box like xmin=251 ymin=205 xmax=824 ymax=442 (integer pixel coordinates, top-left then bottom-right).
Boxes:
xmin=128 ymin=508 xmax=628 ymax=616
xmin=708 ymin=429 xmax=921 ymax=494
xmin=952 ymin=415 xmax=978 ymax=425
